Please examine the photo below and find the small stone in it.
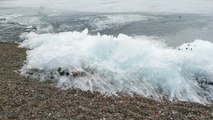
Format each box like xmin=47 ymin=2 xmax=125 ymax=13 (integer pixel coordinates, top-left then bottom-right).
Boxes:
xmin=108 ymin=107 xmax=113 ymax=114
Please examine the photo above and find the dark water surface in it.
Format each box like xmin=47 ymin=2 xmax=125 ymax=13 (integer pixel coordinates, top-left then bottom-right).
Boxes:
xmin=1 ymin=0 xmax=213 ymax=46
xmin=1 ymin=12 xmax=213 ymax=47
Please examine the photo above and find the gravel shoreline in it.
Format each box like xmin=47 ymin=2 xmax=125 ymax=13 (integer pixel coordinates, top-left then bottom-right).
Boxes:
xmin=0 ymin=42 xmax=213 ymax=119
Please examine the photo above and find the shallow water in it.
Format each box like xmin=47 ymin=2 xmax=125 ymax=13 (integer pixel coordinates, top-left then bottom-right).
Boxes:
xmin=1 ymin=0 xmax=213 ymax=46
xmin=1 ymin=12 xmax=213 ymax=46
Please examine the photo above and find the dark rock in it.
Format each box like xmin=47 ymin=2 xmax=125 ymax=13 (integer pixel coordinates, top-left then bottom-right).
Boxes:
xmin=108 ymin=107 xmax=113 ymax=114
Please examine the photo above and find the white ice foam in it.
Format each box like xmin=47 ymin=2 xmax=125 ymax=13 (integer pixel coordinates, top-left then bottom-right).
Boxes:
xmin=20 ymin=30 xmax=213 ymax=104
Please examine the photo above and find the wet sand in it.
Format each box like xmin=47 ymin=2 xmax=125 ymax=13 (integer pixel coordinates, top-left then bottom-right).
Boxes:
xmin=0 ymin=42 xmax=213 ymax=119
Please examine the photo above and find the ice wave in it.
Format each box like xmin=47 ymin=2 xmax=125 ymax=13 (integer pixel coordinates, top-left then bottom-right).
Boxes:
xmin=20 ymin=30 xmax=213 ymax=104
